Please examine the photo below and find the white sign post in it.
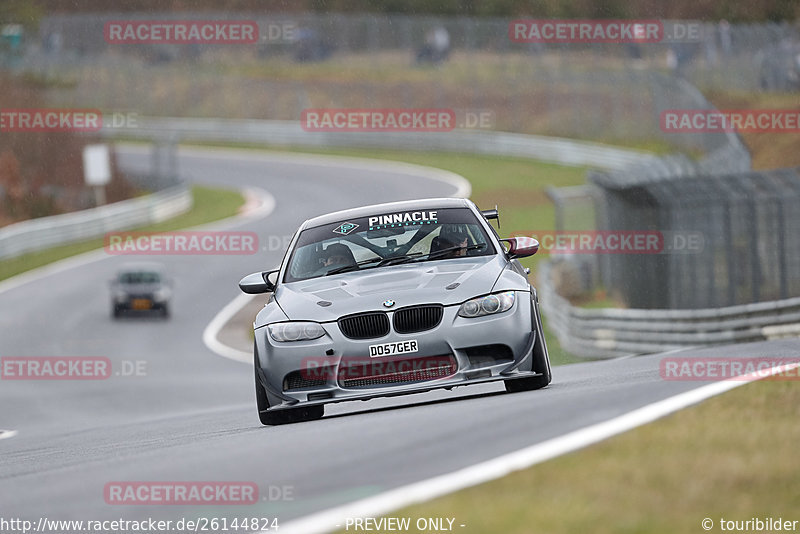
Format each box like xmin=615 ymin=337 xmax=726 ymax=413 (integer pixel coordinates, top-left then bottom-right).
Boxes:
xmin=83 ymin=144 xmax=111 ymax=206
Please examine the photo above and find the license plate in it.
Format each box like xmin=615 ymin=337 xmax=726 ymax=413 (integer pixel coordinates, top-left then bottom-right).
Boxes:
xmin=369 ymin=340 xmax=418 ymax=358
xmin=131 ymin=299 xmax=152 ymax=310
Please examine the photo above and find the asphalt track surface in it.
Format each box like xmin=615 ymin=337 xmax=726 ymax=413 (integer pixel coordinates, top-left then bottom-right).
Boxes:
xmin=1 ymin=145 xmax=797 ymax=531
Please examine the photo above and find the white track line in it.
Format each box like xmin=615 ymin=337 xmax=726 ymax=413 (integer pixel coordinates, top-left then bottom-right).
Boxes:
xmin=276 ymin=362 xmax=800 ymax=534
xmin=199 ymin=185 xmax=276 ymax=364
xmin=202 ymin=293 xmax=257 ymax=364
xmin=0 ymin=429 xmax=19 ymax=441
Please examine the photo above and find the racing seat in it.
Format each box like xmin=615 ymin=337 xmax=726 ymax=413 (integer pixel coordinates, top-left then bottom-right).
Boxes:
xmin=429 ymin=236 xmax=451 ymax=254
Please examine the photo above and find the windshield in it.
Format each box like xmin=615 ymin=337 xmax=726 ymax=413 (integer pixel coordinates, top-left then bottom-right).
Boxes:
xmin=284 ymin=207 xmax=495 ymax=282
xmin=118 ymin=271 xmax=161 ymax=284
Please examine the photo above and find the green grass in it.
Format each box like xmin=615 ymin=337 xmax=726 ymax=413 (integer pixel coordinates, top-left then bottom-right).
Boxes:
xmin=376 ymin=379 xmax=800 ymax=534
xmin=572 ymin=287 xmax=626 ymax=309
xmin=0 ymin=186 xmax=244 ymax=282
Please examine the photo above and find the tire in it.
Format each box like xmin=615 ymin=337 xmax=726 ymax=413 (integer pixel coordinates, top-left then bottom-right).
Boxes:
xmin=112 ymin=306 xmax=121 ymax=319
xmin=505 ymin=295 xmax=552 ymax=393
xmin=160 ymin=304 xmax=170 ymax=319
xmin=254 ymin=347 xmax=324 ymax=425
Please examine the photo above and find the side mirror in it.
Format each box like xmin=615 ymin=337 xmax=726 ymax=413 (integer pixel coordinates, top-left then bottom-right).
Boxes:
xmin=239 ymin=270 xmax=279 ymax=294
xmin=501 ymin=237 xmax=539 ymax=259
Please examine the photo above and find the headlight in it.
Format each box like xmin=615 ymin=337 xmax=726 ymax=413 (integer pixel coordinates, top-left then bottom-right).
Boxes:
xmin=153 ymin=288 xmax=170 ymax=302
xmin=268 ymin=322 xmax=325 ymax=342
xmin=458 ymin=291 xmax=515 ymax=318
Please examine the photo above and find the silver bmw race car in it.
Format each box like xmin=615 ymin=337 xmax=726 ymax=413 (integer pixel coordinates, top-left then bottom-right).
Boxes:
xmin=239 ymin=198 xmax=551 ymax=425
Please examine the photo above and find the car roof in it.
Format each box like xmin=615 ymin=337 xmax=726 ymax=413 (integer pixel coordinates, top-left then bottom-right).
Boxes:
xmin=301 ymin=197 xmax=474 ymax=230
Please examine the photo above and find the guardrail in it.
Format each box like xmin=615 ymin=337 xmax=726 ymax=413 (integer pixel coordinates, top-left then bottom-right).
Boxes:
xmin=0 ymin=185 xmax=192 ymax=261
xmin=538 ymin=262 xmax=800 ymax=359
xmin=102 ymin=117 xmax=658 ymax=171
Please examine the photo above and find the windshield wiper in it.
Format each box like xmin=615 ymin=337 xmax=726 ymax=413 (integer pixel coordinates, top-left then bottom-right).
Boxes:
xmin=376 ymin=253 xmax=424 ymax=266
xmin=324 ymin=253 xmax=424 ymax=276
xmin=324 ymin=256 xmax=384 ymax=276
xmin=324 ymin=244 xmax=485 ymax=276
xmin=395 ymin=243 xmax=487 ymax=265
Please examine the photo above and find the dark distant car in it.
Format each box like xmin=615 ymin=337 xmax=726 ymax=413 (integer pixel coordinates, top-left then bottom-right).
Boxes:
xmin=239 ymin=198 xmax=551 ymax=425
xmin=110 ymin=263 xmax=171 ymax=318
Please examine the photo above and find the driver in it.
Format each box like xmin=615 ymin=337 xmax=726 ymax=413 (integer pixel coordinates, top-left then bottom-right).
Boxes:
xmin=431 ymin=225 xmax=469 ymax=258
xmin=322 ymin=243 xmax=356 ymax=268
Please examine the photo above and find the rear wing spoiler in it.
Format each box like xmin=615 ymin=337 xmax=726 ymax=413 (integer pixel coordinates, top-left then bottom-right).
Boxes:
xmin=481 ymin=206 xmax=500 ymax=228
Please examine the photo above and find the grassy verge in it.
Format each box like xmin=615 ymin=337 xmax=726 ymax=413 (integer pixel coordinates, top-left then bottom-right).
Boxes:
xmin=186 ymin=142 xmax=590 ymax=365
xmin=705 ymin=90 xmax=800 ymax=170
xmin=369 ymin=379 xmax=800 ymax=534
xmin=61 ymin=51 xmax=678 ymax=147
xmin=0 ymin=186 xmax=244 ymax=283
xmin=572 ymin=287 xmax=625 ymax=309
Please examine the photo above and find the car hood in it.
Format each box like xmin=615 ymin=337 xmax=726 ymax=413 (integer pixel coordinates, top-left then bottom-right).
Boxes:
xmin=274 ymin=256 xmax=510 ymax=321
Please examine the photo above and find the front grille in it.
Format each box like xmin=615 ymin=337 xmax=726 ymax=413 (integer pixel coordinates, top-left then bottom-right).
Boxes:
xmin=338 ymin=355 xmax=456 ymax=388
xmin=393 ymin=305 xmax=444 ymax=334
xmin=338 ymin=312 xmax=390 ymax=339
xmin=283 ymin=370 xmax=329 ymax=391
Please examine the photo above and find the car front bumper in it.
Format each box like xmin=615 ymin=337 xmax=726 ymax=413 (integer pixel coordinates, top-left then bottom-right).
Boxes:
xmin=255 ymin=293 xmax=539 ymax=410
xmin=114 ymin=297 xmax=168 ymax=311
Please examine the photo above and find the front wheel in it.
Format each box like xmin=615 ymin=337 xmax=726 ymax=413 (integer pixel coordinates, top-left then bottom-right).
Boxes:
xmin=504 ymin=372 xmax=549 ymax=392
xmin=254 ymin=349 xmax=324 ymax=425
xmin=505 ymin=296 xmax=552 ymax=393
